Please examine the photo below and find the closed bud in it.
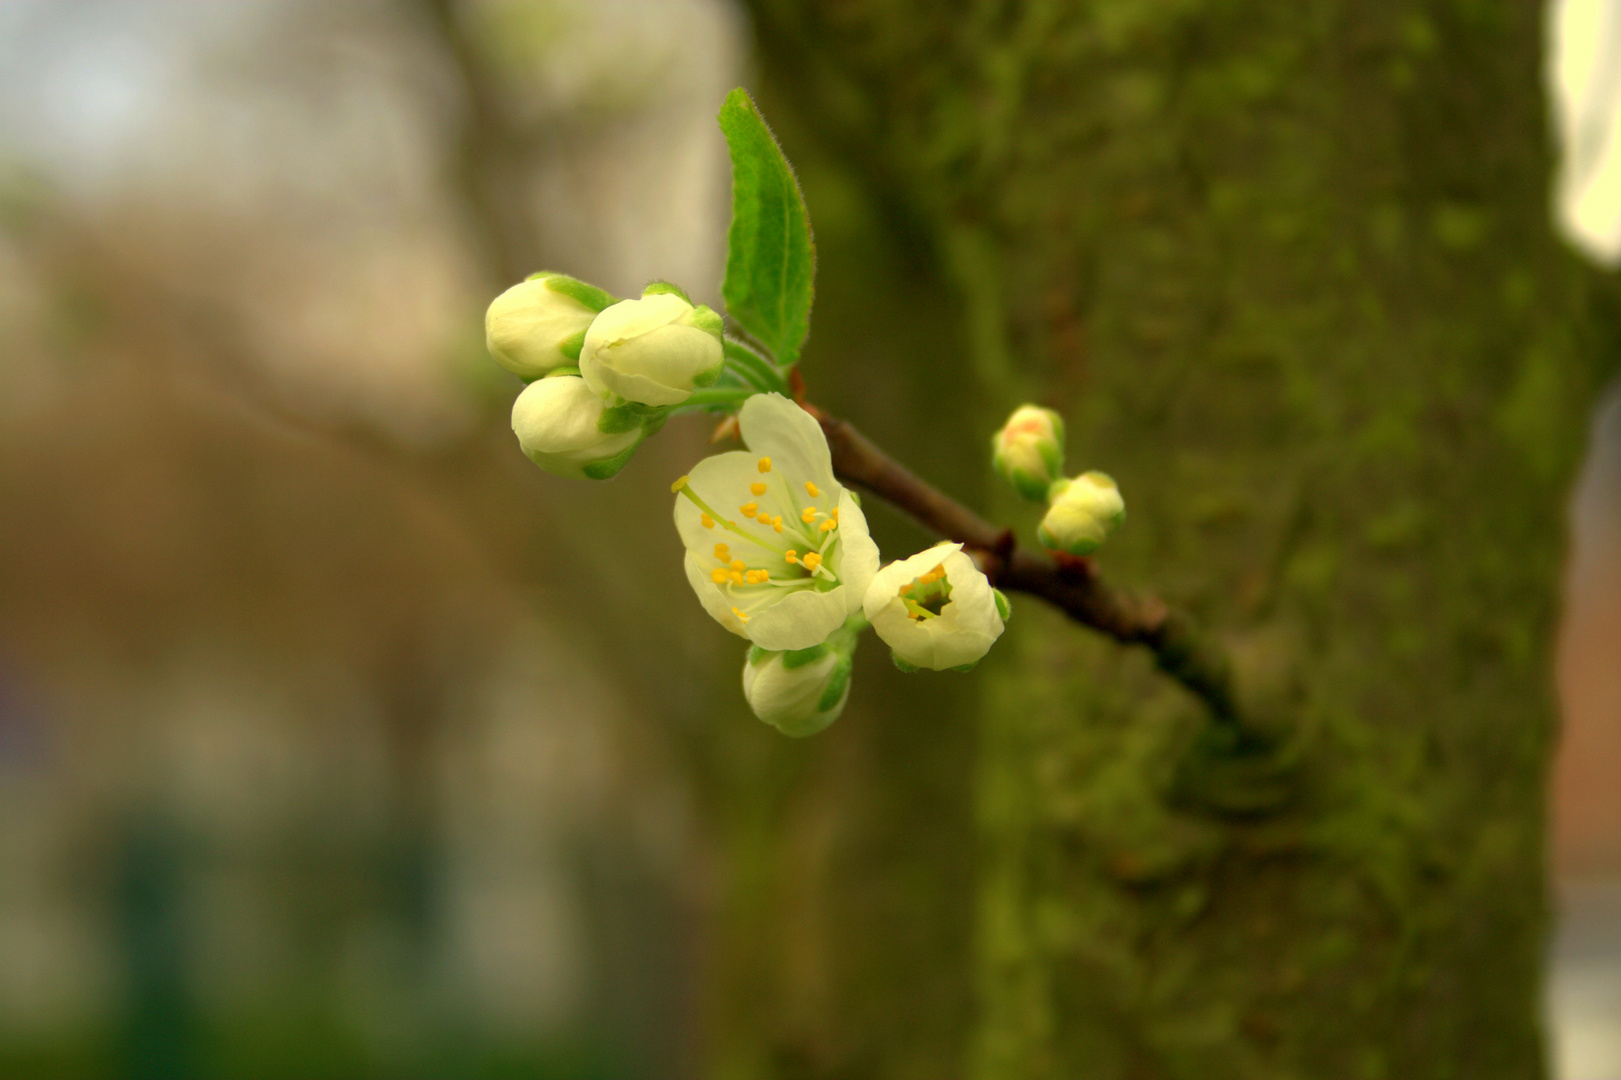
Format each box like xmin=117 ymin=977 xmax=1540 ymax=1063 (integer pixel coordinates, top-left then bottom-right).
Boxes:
xmin=511 ymin=374 xmax=642 ymax=480
xmin=580 ymin=287 xmax=724 ymax=407
xmin=486 ymin=273 xmax=614 ymax=379
xmin=742 ymin=644 xmax=852 ymax=737
xmin=992 ymin=404 xmax=1066 ymax=502
xmin=1037 ymin=471 xmax=1125 ymax=555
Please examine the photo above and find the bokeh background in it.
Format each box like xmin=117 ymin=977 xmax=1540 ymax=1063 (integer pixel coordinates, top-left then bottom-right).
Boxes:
xmin=0 ymin=1 xmax=1615 ymax=1077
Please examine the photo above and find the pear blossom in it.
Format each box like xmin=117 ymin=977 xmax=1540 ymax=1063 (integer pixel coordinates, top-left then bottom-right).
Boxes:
xmin=512 ymin=374 xmax=642 ymax=480
xmin=486 ymin=273 xmax=611 ymax=378
xmin=581 ymin=287 xmax=725 ymax=407
xmin=992 ymin=404 xmax=1066 ymax=502
xmin=864 ymin=542 xmax=1006 ymax=671
xmin=673 ymin=393 xmax=880 ymax=651
xmin=1038 ymin=471 xmax=1125 ymax=555
xmin=743 ymin=644 xmax=852 ymax=737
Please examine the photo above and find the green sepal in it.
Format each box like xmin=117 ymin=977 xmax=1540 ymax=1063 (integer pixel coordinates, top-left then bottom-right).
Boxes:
xmin=597 ymin=404 xmax=643 ymax=434
xmin=747 ymin=644 xmax=770 ymax=667
xmin=993 ymin=589 xmax=1012 ymax=622
xmin=691 ymin=362 xmax=723 ymax=389
xmin=581 ymin=439 xmax=641 ymax=480
xmin=545 ymin=274 xmax=615 ymax=312
xmin=781 ymin=643 xmax=829 ymax=670
xmin=817 ymin=656 xmax=852 ymax=712
xmin=1007 ymin=470 xmax=1052 ymax=503
xmin=718 ymin=87 xmax=815 ymax=367
xmin=558 ymin=329 xmax=586 ymax=361
xmin=891 ymin=654 xmax=918 ymax=673
xmin=688 ymin=304 xmax=724 ymax=337
xmin=543 ymin=366 xmax=581 ymax=379
xmin=642 ymin=281 xmax=691 ymax=303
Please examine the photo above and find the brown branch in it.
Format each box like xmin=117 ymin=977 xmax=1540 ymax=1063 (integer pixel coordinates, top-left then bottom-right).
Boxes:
xmin=812 ymin=407 xmax=1240 ymax=724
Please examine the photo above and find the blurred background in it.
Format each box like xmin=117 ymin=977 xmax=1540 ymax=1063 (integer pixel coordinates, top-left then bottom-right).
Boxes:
xmin=0 ymin=1 xmax=1614 ymax=1077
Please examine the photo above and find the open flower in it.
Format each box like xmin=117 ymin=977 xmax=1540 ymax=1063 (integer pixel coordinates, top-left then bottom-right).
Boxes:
xmin=1038 ymin=471 xmax=1125 ymax=555
xmin=864 ymin=542 xmax=1006 ymax=670
xmin=673 ymin=393 xmax=880 ymax=651
xmin=581 ymin=287 xmax=724 ymax=407
xmin=512 ymin=374 xmax=642 ymax=480
xmin=743 ymin=644 xmax=853 ymax=737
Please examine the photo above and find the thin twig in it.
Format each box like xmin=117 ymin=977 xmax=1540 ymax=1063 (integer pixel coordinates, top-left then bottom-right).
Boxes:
xmin=810 ymin=406 xmax=1240 ymax=724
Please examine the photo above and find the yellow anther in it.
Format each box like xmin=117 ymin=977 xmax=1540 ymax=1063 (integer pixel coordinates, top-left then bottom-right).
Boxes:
xmin=750 ymin=482 xmax=767 ymax=496
xmin=730 ymin=570 xmax=744 ymax=585
xmin=805 ymin=481 xmax=819 ymax=497
xmin=771 ymin=516 xmax=784 ymax=533
xmin=785 ymin=550 xmax=798 ymax=563
xmin=758 ymin=457 xmax=772 ymax=473
xmin=670 ymin=474 xmax=689 ymax=493
xmin=898 ymin=582 xmax=913 ymax=595
xmin=730 ymin=559 xmax=745 ymax=572
xmin=713 ymin=544 xmax=730 ymax=561
xmin=802 ymin=552 xmax=822 ymax=571
xmin=757 ymin=511 xmax=772 ymax=525
xmin=740 ymin=502 xmax=758 ymax=517
xmin=801 ymin=507 xmax=818 ymax=523
xmin=819 ymin=519 xmax=837 ymax=533
xmin=831 ymin=507 xmax=840 ymax=521
xmin=711 ymin=568 xmax=729 ymax=584
xmin=732 ymin=606 xmax=750 ymax=622
xmin=746 ymin=569 xmax=771 ymax=584
xmin=700 ymin=513 xmax=715 ymax=528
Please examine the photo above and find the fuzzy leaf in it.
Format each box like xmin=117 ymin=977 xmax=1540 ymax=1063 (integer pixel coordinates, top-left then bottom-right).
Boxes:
xmin=718 ymin=87 xmax=815 ymax=367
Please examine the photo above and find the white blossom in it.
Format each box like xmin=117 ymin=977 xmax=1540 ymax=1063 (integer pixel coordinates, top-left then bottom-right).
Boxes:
xmin=1038 ymin=471 xmax=1125 ymax=555
xmin=673 ymin=393 xmax=880 ymax=651
xmin=581 ymin=289 xmax=724 ymax=407
xmin=512 ymin=374 xmax=642 ymax=480
xmin=863 ymin=542 xmax=1006 ymax=671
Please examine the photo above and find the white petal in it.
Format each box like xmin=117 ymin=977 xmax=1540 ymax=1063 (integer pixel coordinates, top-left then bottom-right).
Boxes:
xmin=683 ymin=552 xmax=750 ymax=639
xmin=738 ymin=393 xmax=833 ymax=487
xmin=832 ymin=490 xmax=879 ymax=615
xmin=744 ymin=585 xmax=849 ymax=651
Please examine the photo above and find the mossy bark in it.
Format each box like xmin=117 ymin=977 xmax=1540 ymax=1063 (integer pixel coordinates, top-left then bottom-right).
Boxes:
xmin=702 ymin=1 xmax=1621 ymax=1078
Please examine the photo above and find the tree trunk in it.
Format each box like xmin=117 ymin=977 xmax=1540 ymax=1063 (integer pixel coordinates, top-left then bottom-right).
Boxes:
xmin=703 ymin=2 xmax=1621 ymax=1077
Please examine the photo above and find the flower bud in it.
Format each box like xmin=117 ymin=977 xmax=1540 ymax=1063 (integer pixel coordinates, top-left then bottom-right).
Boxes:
xmin=511 ymin=374 xmax=642 ymax=480
xmin=863 ymin=542 xmax=1005 ymax=671
xmin=486 ymin=273 xmax=614 ymax=379
xmin=992 ymin=405 xmax=1066 ymax=502
xmin=742 ymin=644 xmax=852 ymax=737
xmin=1037 ymin=471 xmax=1125 ymax=555
xmin=579 ymin=286 xmax=724 ymax=407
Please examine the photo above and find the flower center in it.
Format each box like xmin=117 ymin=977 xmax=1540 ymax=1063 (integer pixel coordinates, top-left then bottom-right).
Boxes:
xmin=898 ymin=563 xmax=951 ymax=620
xmin=673 ymin=460 xmax=846 ymax=605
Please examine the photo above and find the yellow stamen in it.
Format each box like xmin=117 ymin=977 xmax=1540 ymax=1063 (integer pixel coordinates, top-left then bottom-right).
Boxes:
xmin=732 ymin=606 xmax=749 ymax=622
xmin=730 ymin=559 xmax=745 ymax=571
xmin=700 ymin=513 xmax=715 ymax=528
xmin=757 ymin=511 xmax=772 ymax=525
xmin=714 ymin=544 xmax=730 ymax=561
xmin=730 ymin=570 xmax=744 ymax=585
xmin=785 ymin=550 xmax=798 ymax=563
xmin=831 ymin=507 xmax=840 ymax=521
xmin=670 ymin=474 xmax=689 ymax=493
xmin=750 ymin=482 xmax=767 ymax=496
xmin=711 ymin=568 xmax=729 ymax=584
xmin=898 ymin=583 xmax=913 ymax=595
xmin=758 ymin=457 xmax=772 ymax=473
xmin=802 ymin=552 xmax=822 ymax=571
xmin=819 ymin=519 xmax=837 ymax=533
xmin=805 ymin=481 xmax=819 ymax=497
xmin=740 ymin=502 xmax=758 ymax=517
xmin=801 ymin=507 xmax=818 ymax=523
xmin=746 ymin=569 xmax=771 ymax=584
xmin=771 ymin=516 xmax=784 ymax=533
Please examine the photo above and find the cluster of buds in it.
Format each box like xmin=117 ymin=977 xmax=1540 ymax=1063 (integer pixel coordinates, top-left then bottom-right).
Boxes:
xmin=489 ymin=274 xmax=724 ymax=480
xmin=993 ymin=405 xmax=1126 ymax=557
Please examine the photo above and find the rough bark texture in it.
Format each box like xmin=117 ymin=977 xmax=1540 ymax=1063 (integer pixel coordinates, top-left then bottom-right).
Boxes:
xmin=705 ymin=2 xmax=1621 ymax=1078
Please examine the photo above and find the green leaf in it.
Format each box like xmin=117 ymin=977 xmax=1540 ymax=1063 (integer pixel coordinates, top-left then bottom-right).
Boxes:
xmin=718 ymin=87 xmax=815 ymax=367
